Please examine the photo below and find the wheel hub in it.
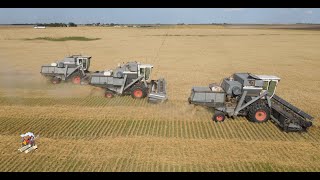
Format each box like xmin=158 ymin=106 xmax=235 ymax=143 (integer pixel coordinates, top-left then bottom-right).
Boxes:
xmin=105 ymin=93 xmax=113 ymax=98
xmin=255 ymin=110 xmax=267 ymax=121
xmin=134 ymin=89 xmax=143 ymax=98
xmin=72 ymin=76 xmax=81 ymax=84
xmin=216 ymin=115 xmax=224 ymax=121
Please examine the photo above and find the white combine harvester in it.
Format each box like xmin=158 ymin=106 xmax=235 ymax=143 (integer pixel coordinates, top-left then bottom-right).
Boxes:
xmin=18 ymin=132 xmax=38 ymax=153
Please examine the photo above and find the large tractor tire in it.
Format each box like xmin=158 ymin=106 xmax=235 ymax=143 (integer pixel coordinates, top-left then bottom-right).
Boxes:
xmin=51 ymin=77 xmax=61 ymax=84
xmin=131 ymin=84 xmax=148 ymax=99
xmin=212 ymin=111 xmax=226 ymax=122
xmin=247 ymin=102 xmax=270 ymax=123
xmin=71 ymin=73 xmax=82 ymax=84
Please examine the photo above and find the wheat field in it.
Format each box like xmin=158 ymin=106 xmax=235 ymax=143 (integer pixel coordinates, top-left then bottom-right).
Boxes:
xmin=0 ymin=25 xmax=320 ymax=172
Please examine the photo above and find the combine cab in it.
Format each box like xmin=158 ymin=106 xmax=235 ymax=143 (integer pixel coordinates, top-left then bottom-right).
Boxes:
xmin=89 ymin=61 xmax=168 ymax=103
xmin=188 ymin=73 xmax=314 ymax=132
xmin=40 ymin=55 xmax=91 ymax=84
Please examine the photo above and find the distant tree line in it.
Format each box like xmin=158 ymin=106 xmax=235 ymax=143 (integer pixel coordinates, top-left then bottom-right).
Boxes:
xmin=34 ymin=22 xmax=77 ymax=27
xmin=295 ymin=23 xmax=319 ymax=25
xmin=85 ymin=23 xmax=118 ymax=26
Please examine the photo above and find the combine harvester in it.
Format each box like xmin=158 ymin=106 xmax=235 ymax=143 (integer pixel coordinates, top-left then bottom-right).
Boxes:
xmin=40 ymin=56 xmax=167 ymax=103
xmin=40 ymin=55 xmax=91 ymax=84
xmin=89 ymin=61 xmax=167 ymax=103
xmin=188 ymin=73 xmax=314 ymax=132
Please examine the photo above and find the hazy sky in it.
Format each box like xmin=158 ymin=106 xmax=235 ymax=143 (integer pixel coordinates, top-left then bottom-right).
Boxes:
xmin=0 ymin=8 xmax=319 ymax=24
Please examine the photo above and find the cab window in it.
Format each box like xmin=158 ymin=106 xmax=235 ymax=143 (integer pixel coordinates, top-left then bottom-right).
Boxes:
xmin=82 ymin=59 xmax=87 ymax=69
xmin=140 ymin=68 xmax=145 ymax=76
xmin=263 ymin=81 xmax=269 ymax=90
xmin=145 ymin=68 xmax=151 ymax=80
xmin=268 ymin=81 xmax=277 ymax=96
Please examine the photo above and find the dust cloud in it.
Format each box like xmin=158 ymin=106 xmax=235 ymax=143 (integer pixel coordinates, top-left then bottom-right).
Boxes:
xmin=0 ymin=67 xmax=104 ymax=98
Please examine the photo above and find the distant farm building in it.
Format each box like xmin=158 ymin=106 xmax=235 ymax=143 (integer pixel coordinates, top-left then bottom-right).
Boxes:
xmin=34 ymin=26 xmax=46 ymax=29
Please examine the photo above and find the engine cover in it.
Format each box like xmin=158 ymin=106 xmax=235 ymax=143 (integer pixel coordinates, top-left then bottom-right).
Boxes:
xmin=221 ymin=79 xmax=242 ymax=96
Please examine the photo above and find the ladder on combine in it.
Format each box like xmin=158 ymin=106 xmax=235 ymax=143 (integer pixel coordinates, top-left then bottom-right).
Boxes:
xmin=270 ymin=94 xmax=314 ymax=132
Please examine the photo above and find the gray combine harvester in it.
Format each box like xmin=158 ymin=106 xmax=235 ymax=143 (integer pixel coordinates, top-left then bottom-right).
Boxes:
xmin=89 ymin=61 xmax=167 ymax=103
xmin=188 ymin=73 xmax=314 ymax=132
xmin=40 ymin=55 xmax=91 ymax=84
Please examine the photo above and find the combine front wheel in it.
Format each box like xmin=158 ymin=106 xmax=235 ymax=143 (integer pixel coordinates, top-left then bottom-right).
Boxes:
xmin=72 ymin=75 xmax=81 ymax=84
xmin=248 ymin=103 xmax=270 ymax=123
xmin=131 ymin=85 xmax=147 ymax=99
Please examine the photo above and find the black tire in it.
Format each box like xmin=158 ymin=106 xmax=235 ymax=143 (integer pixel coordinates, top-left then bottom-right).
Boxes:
xmin=105 ymin=91 xmax=114 ymax=98
xmin=247 ymin=102 xmax=270 ymax=123
xmin=70 ymin=72 xmax=82 ymax=84
xmin=244 ymin=96 xmax=252 ymax=103
xmin=131 ymin=84 xmax=148 ymax=99
xmin=212 ymin=111 xmax=226 ymax=122
xmin=51 ymin=77 xmax=61 ymax=84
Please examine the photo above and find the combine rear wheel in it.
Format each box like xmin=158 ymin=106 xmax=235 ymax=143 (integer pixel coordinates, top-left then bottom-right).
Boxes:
xmin=131 ymin=85 xmax=147 ymax=99
xmin=212 ymin=111 xmax=225 ymax=122
xmin=248 ymin=103 xmax=270 ymax=123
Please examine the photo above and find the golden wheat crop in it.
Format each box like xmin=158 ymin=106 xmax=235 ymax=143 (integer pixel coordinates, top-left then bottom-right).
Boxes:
xmin=0 ymin=25 xmax=319 ymax=172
